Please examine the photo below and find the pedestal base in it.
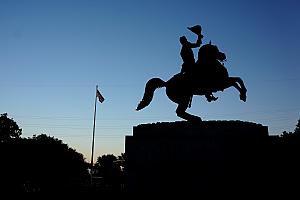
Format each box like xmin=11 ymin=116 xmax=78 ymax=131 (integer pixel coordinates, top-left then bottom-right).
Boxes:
xmin=125 ymin=120 xmax=269 ymax=194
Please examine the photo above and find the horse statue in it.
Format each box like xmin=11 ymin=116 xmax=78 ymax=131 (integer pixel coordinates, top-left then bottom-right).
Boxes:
xmin=136 ymin=42 xmax=247 ymax=122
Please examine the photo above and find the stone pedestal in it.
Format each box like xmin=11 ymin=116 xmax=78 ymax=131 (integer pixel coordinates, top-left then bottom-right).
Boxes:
xmin=125 ymin=120 xmax=269 ymax=194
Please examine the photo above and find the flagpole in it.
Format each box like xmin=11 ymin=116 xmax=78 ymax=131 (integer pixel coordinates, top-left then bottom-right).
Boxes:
xmin=90 ymin=85 xmax=98 ymax=173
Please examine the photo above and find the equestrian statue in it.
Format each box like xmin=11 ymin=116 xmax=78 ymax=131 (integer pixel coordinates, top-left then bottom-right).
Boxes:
xmin=136 ymin=25 xmax=247 ymax=122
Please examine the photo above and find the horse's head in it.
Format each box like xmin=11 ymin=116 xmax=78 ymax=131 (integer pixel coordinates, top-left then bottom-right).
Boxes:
xmin=198 ymin=42 xmax=226 ymax=62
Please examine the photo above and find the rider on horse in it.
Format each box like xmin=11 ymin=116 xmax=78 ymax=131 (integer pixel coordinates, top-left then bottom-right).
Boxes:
xmin=179 ymin=25 xmax=218 ymax=102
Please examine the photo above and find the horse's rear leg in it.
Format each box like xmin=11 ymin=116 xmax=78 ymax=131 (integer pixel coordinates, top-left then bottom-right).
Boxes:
xmin=176 ymin=99 xmax=202 ymax=122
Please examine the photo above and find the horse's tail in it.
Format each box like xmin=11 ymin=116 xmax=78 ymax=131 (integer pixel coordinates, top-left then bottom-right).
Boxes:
xmin=136 ymin=78 xmax=166 ymax=111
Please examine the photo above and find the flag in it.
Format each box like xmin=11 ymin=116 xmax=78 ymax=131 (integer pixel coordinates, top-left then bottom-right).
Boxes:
xmin=96 ymin=89 xmax=105 ymax=103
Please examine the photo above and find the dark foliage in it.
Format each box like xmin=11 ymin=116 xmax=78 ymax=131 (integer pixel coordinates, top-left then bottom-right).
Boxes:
xmin=0 ymin=113 xmax=22 ymax=142
xmin=93 ymin=153 xmax=125 ymax=192
xmin=0 ymin=133 xmax=90 ymax=193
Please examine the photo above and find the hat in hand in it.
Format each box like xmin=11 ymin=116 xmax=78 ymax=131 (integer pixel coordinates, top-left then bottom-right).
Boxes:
xmin=187 ymin=25 xmax=202 ymax=36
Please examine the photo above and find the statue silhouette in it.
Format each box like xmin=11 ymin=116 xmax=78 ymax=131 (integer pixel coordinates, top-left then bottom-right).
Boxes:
xmin=136 ymin=27 xmax=247 ymax=122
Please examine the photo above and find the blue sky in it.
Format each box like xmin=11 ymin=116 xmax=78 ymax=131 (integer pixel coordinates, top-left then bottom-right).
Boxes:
xmin=1 ymin=0 xmax=299 ymax=162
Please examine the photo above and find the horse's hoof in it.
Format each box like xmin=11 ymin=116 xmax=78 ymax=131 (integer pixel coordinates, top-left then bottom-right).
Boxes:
xmin=190 ymin=116 xmax=202 ymax=123
xmin=240 ymin=93 xmax=247 ymax=102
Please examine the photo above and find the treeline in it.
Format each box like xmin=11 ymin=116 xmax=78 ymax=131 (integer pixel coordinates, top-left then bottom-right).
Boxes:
xmin=0 ymin=134 xmax=89 ymax=192
xmin=0 ymin=113 xmax=124 ymax=193
xmin=267 ymin=119 xmax=300 ymax=190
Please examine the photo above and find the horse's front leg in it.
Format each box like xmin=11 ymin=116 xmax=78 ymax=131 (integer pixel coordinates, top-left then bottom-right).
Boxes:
xmin=233 ymin=77 xmax=247 ymax=93
xmin=227 ymin=77 xmax=247 ymax=102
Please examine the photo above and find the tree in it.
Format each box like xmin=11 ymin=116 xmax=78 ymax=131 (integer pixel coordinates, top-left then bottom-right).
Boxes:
xmin=94 ymin=154 xmax=124 ymax=191
xmin=0 ymin=113 xmax=22 ymax=142
xmin=0 ymin=114 xmax=90 ymax=192
xmin=21 ymin=134 xmax=90 ymax=192
xmin=275 ymin=118 xmax=300 ymax=189
xmin=294 ymin=118 xmax=300 ymax=135
xmin=281 ymin=118 xmax=300 ymax=137
xmin=0 ymin=132 xmax=90 ymax=192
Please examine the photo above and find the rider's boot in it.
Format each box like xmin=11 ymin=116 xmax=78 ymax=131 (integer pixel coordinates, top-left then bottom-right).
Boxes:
xmin=205 ymin=94 xmax=218 ymax=102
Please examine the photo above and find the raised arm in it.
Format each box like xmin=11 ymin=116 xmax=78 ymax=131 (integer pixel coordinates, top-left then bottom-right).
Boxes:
xmin=188 ymin=35 xmax=202 ymax=48
xmin=187 ymin=24 xmax=203 ymax=48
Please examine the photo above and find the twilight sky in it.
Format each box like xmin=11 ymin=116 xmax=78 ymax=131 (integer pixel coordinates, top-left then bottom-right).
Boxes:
xmin=1 ymin=0 xmax=299 ymax=162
